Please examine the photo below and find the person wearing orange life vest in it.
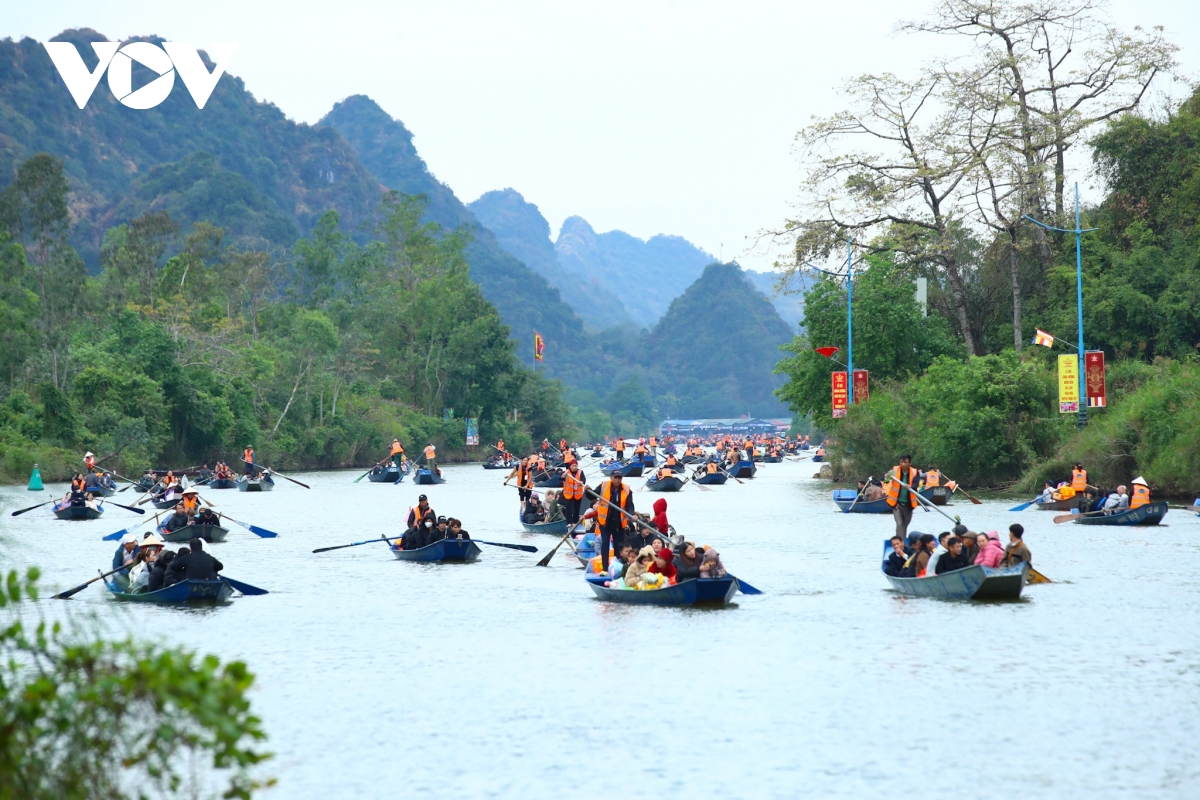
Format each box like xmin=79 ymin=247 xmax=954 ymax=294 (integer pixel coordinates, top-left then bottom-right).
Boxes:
xmin=594 ymin=471 xmax=635 ymax=571
xmin=389 ymin=438 xmax=405 ymax=469
xmin=84 ymin=451 xmax=96 ymax=472
xmin=181 ymin=487 xmax=201 ymax=514
xmin=406 ymin=494 xmax=435 ymax=529
xmin=665 ymin=453 xmax=677 ymax=468
xmin=561 ymin=461 xmax=586 ymax=524
xmin=423 ymin=442 xmax=437 ymax=471
xmin=648 ymin=435 xmax=657 ymax=457
xmin=243 ymin=446 xmax=256 ymax=476
xmin=885 ymin=454 xmax=921 ymax=539
xmin=614 ymin=438 xmax=626 ymax=460
xmin=1129 ymin=476 xmax=1151 ymax=509
xmin=634 ymin=441 xmax=649 ymax=461
xmin=505 ymin=457 xmax=536 ymax=503
xmin=1071 ymin=463 xmax=1088 ymax=492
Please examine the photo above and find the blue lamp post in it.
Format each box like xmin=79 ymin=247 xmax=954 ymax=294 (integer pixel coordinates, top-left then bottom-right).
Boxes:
xmin=1024 ymin=183 xmax=1097 ymax=429
xmin=808 ymin=237 xmax=862 ymax=403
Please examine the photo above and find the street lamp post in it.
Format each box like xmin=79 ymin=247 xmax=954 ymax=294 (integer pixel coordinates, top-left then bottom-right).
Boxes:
xmin=808 ymin=237 xmax=862 ymax=403
xmin=1025 ymin=183 xmax=1097 ymax=429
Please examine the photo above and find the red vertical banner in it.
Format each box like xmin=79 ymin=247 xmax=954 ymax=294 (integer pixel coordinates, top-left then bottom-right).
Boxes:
xmin=534 ymin=331 xmax=545 ymax=362
xmin=852 ymin=369 xmax=869 ymax=404
xmin=831 ymin=371 xmax=848 ymax=418
xmin=1085 ymin=350 xmax=1106 ymax=408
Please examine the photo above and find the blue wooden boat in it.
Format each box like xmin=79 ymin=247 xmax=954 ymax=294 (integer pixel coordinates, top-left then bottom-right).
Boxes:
xmin=413 ymin=468 xmax=446 ymax=485
xmin=520 ymin=513 xmax=570 ymax=535
xmin=151 ymin=489 xmax=183 ymax=509
xmin=85 ymin=483 xmax=116 ymax=497
xmin=599 ymin=461 xmax=644 ymax=478
xmin=206 ymin=477 xmax=238 ymax=489
xmin=238 ymin=474 xmax=275 ymax=492
xmin=728 ymin=460 xmax=757 ymax=479
xmin=53 ymin=502 xmax=103 ymax=520
xmin=880 ymin=541 xmax=1028 ymax=600
xmin=482 ymin=461 xmax=512 ymax=470
xmin=586 ymin=576 xmax=739 ymax=606
xmin=811 ymin=454 xmax=825 ymax=462
xmin=368 ymin=464 xmax=403 ymax=483
xmin=633 ymin=454 xmax=656 ymax=468
xmin=644 ymin=474 xmax=684 ymax=492
xmin=391 ymin=538 xmax=481 ymax=562
xmin=762 ymin=456 xmax=782 ymax=463
xmin=106 ymin=578 xmax=234 ymax=603
xmin=693 ymin=470 xmax=727 ymax=486
xmin=1074 ymin=501 xmax=1167 ymax=526
xmin=533 ymin=471 xmax=563 ymax=488
xmin=832 ymin=488 xmax=946 ymax=512
xmin=157 ymin=522 xmax=229 ymax=544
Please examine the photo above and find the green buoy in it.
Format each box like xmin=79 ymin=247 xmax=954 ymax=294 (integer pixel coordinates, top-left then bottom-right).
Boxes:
xmin=28 ymin=463 xmax=44 ymax=491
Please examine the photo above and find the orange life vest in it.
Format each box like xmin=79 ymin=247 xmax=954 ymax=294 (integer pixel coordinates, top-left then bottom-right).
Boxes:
xmin=649 ymin=436 xmax=657 ymax=447
xmin=1071 ymin=468 xmax=1088 ymax=492
xmin=182 ymin=495 xmax=199 ymax=513
xmin=562 ymin=467 xmax=585 ymax=500
xmin=706 ymin=462 xmax=718 ymax=474
xmin=1131 ymin=483 xmax=1150 ymax=509
xmin=885 ymin=466 xmax=919 ymax=509
xmin=614 ymin=440 xmax=625 ymax=453
xmin=518 ymin=463 xmax=533 ymax=488
xmin=595 ymin=481 xmax=630 ymax=529
xmin=666 ymin=455 xmax=676 ymax=466
xmin=497 ymin=439 xmax=505 ymax=452
xmin=424 ymin=445 xmax=436 ymax=459
xmin=635 ymin=444 xmax=648 ymax=456
xmin=244 ymin=448 xmax=254 ymax=464
xmin=925 ymin=470 xmax=940 ymax=488
xmin=390 ymin=441 xmax=404 ymax=456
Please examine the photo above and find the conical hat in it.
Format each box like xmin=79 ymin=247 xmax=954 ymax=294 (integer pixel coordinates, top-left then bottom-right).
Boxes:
xmin=141 ymin=533 xmax=166 ymax=547
xmin=1131 ymin=476 xmax=1148 ymax=486
xmin=182 ymin=487 xmax=200 ymax=495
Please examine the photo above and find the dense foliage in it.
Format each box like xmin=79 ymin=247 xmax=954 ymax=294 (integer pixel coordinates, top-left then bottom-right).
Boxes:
xmin=0 ymin=152 xmax=564 ymax=481
xmin=0 ymin=568 xmax=271 ymax=799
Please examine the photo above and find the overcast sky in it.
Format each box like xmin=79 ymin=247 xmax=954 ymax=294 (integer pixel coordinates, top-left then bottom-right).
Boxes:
xmin=9 ymin=1 xmax=1199 ymax=271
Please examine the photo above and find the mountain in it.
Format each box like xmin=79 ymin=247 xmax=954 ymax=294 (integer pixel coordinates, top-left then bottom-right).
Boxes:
xmin=468 ymin=189 xmax=632 ymax=330
xmin=554 ymin=217 xmax=714 ymax=323
xmin=317 ymin=96 xmax=602 ymax=376
xmin=640 ymin=262 xmax=793 ymax=417
xmin=742 ymin=269 xmax=805 ymax=331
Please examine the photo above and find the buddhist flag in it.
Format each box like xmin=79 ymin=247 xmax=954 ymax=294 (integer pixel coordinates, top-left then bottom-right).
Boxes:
xmin=1033 ymin=329 xmax=1055 ymax=348
xmin=534 ymin=331 xmax=545 ymax=362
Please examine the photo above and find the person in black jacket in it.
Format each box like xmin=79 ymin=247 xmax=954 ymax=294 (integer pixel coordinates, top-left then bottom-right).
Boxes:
xmin=164 ymin=503 xmax=190 ymax=532
xmin=674 ymin=541 xmax=703 ymax=581
xmin=626 ymin=521 xmax=656 ymax=554
xmin=934 ymin=536 xmax=973 ymax=575
xmin=884 ymin=535 xmax=908 ymax=576
xmin=428 ymin=516 xmax=448 ymax=544
xmin=448 ymin=519 xmax=470 ymax=539
xmin=171 ymin=538 xmax=224 ymax=581
xmin=146 ymin=550 xmax=176 ymax=592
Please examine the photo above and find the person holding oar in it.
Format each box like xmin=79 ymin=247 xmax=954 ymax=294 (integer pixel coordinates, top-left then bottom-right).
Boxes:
xmin=884 ymin=454 xmax=922 ymax=539
xmin=593 ymin=471 xmax=634 ymax=572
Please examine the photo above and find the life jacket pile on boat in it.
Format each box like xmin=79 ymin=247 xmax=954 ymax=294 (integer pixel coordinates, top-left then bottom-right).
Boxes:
xmin=882 ymin=524 xmax=1033 ymax=578
xmin=113 ymin=532 xmax=224 ymax=594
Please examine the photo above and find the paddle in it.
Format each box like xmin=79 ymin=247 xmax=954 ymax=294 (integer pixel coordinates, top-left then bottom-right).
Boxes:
xmin=103 ymin=512 xmax=163 ymax=541
xmin=716 ymin=463 xmax=745 ymax=485
xmin=313 ymin=534 xmax=394 ymax=553
xmin=242 ymin=458 xmax=310 ymax=489
xmin=536 ymin=521 xmax=585 ymax=567
xmin=474 ymin=540 xmax=538 ymax=553
xmin=1027 ymin=567 xmax=1052 ymax=584
xmin=222 ymin=576 xmax=269 ymax=595
xmin=1008 ymin=498 xmax=1039 ymax=512
xmin=216 ymin=512 xmax=280 ymax=538
xmin=843 ymin=476 xmax=873 ymax=514
xmin=910 ymin=485 xmax=961 ymax=526
xmin=104 ymin=499 xmax=147 ymax=515
xmin=398 ymin=452 xmax=427 ymax=484
xmin=1053 ymin=509 xmax=1108 ymax=524
xmin=353 ymin=460 xmax=386 ymax=483
xmin=10 ymin=500 xmax=52 ymax=517
xmin=730 ymin=575 xmax=764 ymax=595
xmin=939 ymin=474 xmax=983 ymax=505
xmin=53 ymin=564 xmax=128 ymax=599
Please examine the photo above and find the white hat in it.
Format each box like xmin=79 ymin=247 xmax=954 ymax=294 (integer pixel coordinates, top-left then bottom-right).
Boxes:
xmin=1131 ymin=476 xmax=1148 ymax=487
xmin=84 ymin=452 xmax=94 ymax=458
xmin=182 ymin=487 xmax=200 ymax=495
xmin=121 ymin=532 xmax=137 ymax=544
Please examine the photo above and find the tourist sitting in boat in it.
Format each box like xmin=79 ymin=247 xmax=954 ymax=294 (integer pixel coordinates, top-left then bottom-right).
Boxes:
xmin=84 ymin=493 xmax=101 ymax=512
xmin=196 ymin=506 xmax=219 ymax=527
xmin=146 ymin=549 xmax=177 ymax=592
xmin=620 ymin=547 xmax=655 ymax=589
xmin=99 ymin=472 xmax=116 ymax=491
xmin=127 ymin=533 xmax=166 ymax=593
xmin=648 ymin=544 xmax=677 ymax=584
xmin=651 ymin=498 xmax=669 ymax=535
xmin=1002 ymin=524 xmax=1031 ymax=568
xmin=169 ymin=538 xmax=224 ymax=582
xmin=544 ymin=491 xmax=566 ymax=523
xmin=84 ymin=470 xmax=101 ymax=491
xmin=674 ymin=542 xmax=703 ymax=581
xmin=164 ymin=502 xmax=191 ymax=532
xmin=974 ymin=532 xmax=1004 ymax=567
xmin=925 ymin=532 xmax=952 ymax=575
xmin=447 ymin=518 xmax=470 ymax=539
xmin=1103 ymin=485 xmax=1129 ymax=513
xmin=653 ymin=466 xmax=674 ymax=481
xmin=198 ymin=464 xmax=212 ymax=482
xmin=429 ymin=516 xmax=449 ymax=544
xmin=400 ymin=513 xmax=435 ymax=550
xmin=625 ymin=516 xmax=656 ymax=553
xmin=1038 ymin=482 xmax=1055 ymax=503
xmin=699 ymin=546 xmax=727 ymax=579
xmin=933 ymin=536 xmax=972 ymax=574
xmin=884 ymin=536 xmax=908 ymax=576
xmin=902 ymin=534 xmax=936 ymax=577
xmin=113 ymin=532 xmax=139 ymax=571
xmin=960 ymin=529 xmax=980 ymax=563
xmin=522 ymin=494 xmax=545 ymax=524
xmin=865 ymin=479 xmax=884 ymax=502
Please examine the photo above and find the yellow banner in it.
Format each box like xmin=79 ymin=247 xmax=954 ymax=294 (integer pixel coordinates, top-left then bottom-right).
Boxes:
xmin=1058 ymin=354 xmax=1079 ymax=413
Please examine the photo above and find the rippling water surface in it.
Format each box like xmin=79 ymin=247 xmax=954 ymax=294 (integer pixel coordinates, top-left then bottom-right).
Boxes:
xmin=4 ymin=460 xmax=1200 ymax=798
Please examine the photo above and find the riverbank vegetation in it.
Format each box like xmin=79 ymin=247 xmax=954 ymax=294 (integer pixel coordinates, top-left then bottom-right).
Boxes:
xmin=773 ymin=2 xmax=1200 ymax=492
xmin=0 ymin=153 xmax=573 ymax=482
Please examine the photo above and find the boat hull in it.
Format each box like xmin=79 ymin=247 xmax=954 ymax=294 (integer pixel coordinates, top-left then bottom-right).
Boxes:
xmin=413 ymin=469 xmax=446 ymax=485
xmin=482 ymin=463 xmax=511 ymax=470
xmin=832 ymin=489 xmax=892 ymax=514
xmin=367 ymin=466 xmax=402 ymax=483
xmin=106 ymin=578 xmax=234 ymax=603
xmin=599 ymin=461 xmax=644 ymax=478
xmin=87 ymin=484 xmax=116 ymax=497
xmin=923 ymin=486 xmax=952 ymax=506
xmin=1075 ymin=501 xmax=1168 ymax=526
xmin=586 ymin=576 xmax=738 ymax=606
xmin=533 ymin=472 xmax=563 ymax=488
xmin=520 ymin=514 xmax=570 ymax=535
xmin=694 ymin=471 xmax=727 ymax=485
xmin=158 ymin=523 xmax=229 ymax=543
xmin=1035 ymin=497 xmax=1080 ymax=511
xmin=729 ymin=460 xmax=757 ymax=479
xmin=152 ymin=491 xmax=182 ymax=509
xmin=53 ymin=504 xmax=103 ymax=520
xmin=884 ymin=564 xmax=1028 ymax=600
xmin=391 ymin=538 xmax=481 ymax=562
xmin=811 ymin=455 xmax=825 ymax=462
xmin=238 ymin=475 xmax=275 ymax=492
xmin=644 ymin=476 xmax=684 ymax=492
xmin=206 ymin=478 xmax=238 ymax=489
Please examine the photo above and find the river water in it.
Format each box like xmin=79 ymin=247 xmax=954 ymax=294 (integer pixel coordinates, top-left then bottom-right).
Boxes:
xmin=3 ymin=460 xmax=1199 ymax=798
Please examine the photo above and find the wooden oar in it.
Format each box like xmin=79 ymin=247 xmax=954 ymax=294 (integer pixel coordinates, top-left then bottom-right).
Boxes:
xmin=911 ymin=485 xmax=961 ymax=526
xmin=474 ymin=540 xmax=538 ymax=553
xmin=54 ymin=564 xmax=128 ymax=599
xmin=216 ymin=512 xmax=280 ymax=538
xmin=313 ymin=534 xmax=394 ymax=553
xmin=843 ymin=477 xmax=873 ymax=514
xmin=10 ymin=500 xmax=53 ymax=517
xmin=536 ymin=521 xmax=584 ymax=567
xmin=222 ymin=576 xmax=269 ymax=595
xmin=939 ymin=474 xmax=983 ymax=504
xmin=104 ymin=499 xmax=147 ymax=515
xmin=1054 ymin=509 xmax=1108 ymax=524
xmin=353 ymin=461 xmax=386 ymax=483
xmin=242 ymin=458 xmax=309 ymax=489
xmin=716 ymin=463 xmax=745 ymax=485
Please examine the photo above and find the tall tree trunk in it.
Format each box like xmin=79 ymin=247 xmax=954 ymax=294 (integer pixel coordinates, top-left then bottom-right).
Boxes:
xmin=943 ymin=263 xmax=977 ymax=356
xmin=1010 ymin=233 xmax=1022 ymax=353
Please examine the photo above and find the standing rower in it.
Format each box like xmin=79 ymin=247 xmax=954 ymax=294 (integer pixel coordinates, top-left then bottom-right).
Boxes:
xmin=594 ymin=471 xmax=634 ymax=571
xmin=561 ymin=460 xmax=586 ymax=525
xmin=243 ymin=445 xmax=256 ymax=477
xmin=885 ymin=454 xmax=920 ymax=540
xmin=389 ymin=439 xmax=405 ymax=469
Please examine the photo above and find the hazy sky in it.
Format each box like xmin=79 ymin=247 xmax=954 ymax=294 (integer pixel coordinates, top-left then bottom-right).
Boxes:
xmin=8 ymin=1 xmax=1199 ymax=271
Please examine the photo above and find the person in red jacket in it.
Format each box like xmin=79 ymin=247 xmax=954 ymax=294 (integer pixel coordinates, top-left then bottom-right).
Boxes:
xmin=651 ymin=497 xmax=669 ymax=535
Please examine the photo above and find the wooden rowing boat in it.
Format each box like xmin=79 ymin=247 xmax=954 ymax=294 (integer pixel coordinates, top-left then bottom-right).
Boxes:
xmin=151 ymin=490 xmax=183 ymax=509
xmin=413 ymin=468 xmax=445 ymax=485
xmin=693 ymin=471 xmax=727 ymax=485
xmin=880 ymin=541 xmax=1028 ymax=600
xmin=1034 ymin=497 xmax=1080 ymax=511
xmin=519 ymin=513 xmax=570 ymax=535
xmin=238 ymin=474 xmax=275 ymax=492
xmin=586 ymin=576 xmax=739 ymax=606
xmin=643 ymin=475 xmax=684 ymax=492
xmin=728 ymin=460 xmax=756 ymax=479
xmin=157 ymin=522 xmax=229 ymax=543
xmin=367 ymin=465 xmax=403 ymax=483
xmin=811 ymin=454 xmax=825 ymax=462
xmin=923 ymin=486 xmax=952 ymax=506
xmin=106 ymin=578 xmax=234 ymax=603
xmin=206 ymin=477 xmax=238 ymax=489
xmin=53 ymin=502 xmax=103 ymax=520
xmin=1074 ymin=501 xmax=1168 ymax=526
xmin=533 ymin=471 xmax=563 ymax=488
xmin=762 ymin=456 xmax=782 ymax=463
xmin=599 ymin=461 xmax=644 ymax=478
xmin=832 ymin=488 xmax=947 ymax=512
xmin=391 ymin=538 xmax=481 ymax=563
xmin=87 ymin=484 xmax=116 ymax=497
xmin=481 ymin=462 xmax=512 ymax=470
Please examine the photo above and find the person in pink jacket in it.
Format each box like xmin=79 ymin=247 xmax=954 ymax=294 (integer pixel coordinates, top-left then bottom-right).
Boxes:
xmin=975 ymin=531 xmax=1005 ymax=567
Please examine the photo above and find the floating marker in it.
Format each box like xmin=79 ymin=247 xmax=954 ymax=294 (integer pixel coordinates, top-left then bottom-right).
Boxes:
xmin=28 ymin=464 xmax=44 ymax=491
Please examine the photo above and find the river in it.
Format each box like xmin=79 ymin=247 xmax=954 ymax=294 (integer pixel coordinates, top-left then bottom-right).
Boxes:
xmin=3 ymin=460 xmax=1199 ymax=798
